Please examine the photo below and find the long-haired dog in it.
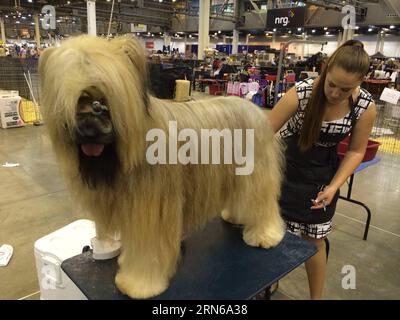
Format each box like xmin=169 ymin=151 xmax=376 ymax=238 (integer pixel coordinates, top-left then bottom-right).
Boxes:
xmin=39 ymin=36 xmax=285 ymax=299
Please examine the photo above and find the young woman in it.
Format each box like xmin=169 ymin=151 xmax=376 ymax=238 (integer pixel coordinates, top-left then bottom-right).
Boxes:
xmin=268 ymin=40 xmax=377 ymax=299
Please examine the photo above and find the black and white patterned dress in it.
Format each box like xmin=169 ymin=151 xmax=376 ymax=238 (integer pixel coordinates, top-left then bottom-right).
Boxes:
xmin=279 ymin=78 xmax=374 ymax=146
xmin=278 ymin=78 xmax=374 ymax=227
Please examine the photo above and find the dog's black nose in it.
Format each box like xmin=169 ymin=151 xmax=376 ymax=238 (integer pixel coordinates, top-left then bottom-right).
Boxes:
xmin=78 ymin=125 xmax=100 ymax=138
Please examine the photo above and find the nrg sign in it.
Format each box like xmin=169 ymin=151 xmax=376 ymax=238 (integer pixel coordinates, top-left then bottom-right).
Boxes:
xmin=266 ymin=7 xmax=306 ymax=28
xmin=267 ymin=5 xmax=358 ymax=30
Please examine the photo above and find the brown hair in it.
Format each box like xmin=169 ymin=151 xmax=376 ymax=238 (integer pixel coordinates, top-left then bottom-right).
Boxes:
xmin=298 ymin=40 xmax=370 ymax=152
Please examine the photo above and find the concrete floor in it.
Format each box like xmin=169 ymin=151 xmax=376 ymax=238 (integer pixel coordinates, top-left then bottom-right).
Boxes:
xmin=0 ymin=108 xmax=399 ymax=300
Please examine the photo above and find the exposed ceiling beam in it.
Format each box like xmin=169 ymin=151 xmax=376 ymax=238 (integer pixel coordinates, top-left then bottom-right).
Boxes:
xmin=383 ymin=0 xmax=400 ymax=18
xmin=63 ymin=3 xmax=171 ymax=27
xmin=248 ymin=0 xmax=266 ymax=25
xmin=210 ymin=0 xmax=234 ymax=28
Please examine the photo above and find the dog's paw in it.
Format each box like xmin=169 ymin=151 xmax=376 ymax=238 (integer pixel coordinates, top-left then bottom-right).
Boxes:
xmin=221 ymin=209 xmax=242 ymax=225
xmin=115 ymin=271 xmax=169 ymax=299
xmin=221 ymin=209 xmax=234 ymax=223
xmin=243 ymin=227 xmax=284 ymax=249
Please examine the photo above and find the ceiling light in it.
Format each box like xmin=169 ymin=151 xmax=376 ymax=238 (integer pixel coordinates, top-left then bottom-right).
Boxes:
xmin=323 ymin=27 xmax=328 ymax=30
xmin=311 ymin=29 xmax=316 ymax=33
xmin=273 ymin=28 xmax=276 ymax=32
xmin=390 ymin=25 xmax=395 ymax=29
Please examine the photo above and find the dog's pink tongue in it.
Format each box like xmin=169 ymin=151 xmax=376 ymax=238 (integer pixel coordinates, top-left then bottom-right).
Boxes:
xmin=81 ymin=144 xmax=104 ymax=157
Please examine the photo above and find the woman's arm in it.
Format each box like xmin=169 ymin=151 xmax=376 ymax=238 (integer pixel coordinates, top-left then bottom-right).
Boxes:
xmin=268 ymin=86 xmax=299 ymax=133
xmin=312 ymin=102 xmax=377 ymax=209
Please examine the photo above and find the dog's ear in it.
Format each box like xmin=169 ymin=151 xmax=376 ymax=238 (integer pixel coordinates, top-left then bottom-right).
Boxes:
xmin=113 ymin=37 xmax=150 ymax=112
xmin=119 ymin=37 xmax=147 ymax=74
xmin=38 ymin=47 xmax=57 ymax=82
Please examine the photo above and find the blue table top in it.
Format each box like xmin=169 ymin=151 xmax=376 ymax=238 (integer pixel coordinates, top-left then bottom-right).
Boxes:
xmin=61 ymin=218 xmax=317 ymax=300
xmin=354 ymin=156 xmax=381 ymax=174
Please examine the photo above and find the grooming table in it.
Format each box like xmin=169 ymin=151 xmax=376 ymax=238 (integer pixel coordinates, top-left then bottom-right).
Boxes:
xmin=339 ymin=156 xmax=381 ymax=240
xmin=61 ymin=218 xmax=316 ymax=300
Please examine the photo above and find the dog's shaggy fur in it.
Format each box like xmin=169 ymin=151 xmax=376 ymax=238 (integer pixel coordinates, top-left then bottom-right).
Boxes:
xmin=39 ymin=36 xmax=285 ymax=299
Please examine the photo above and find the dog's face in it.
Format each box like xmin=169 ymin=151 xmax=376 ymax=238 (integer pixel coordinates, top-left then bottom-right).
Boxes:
xmin=39 ymin=36 xmax=151 ymax=188
xmin=74 ymin=86 xmax=120 ymax=188
xmin=75 ymin=86 xmax=114 ymax=156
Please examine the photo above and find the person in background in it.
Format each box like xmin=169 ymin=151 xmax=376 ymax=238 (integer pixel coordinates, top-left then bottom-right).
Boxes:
xmin=19 ymin=44 xmax=27 ymax=59
xmin=0 ymin=44 xmax=6 ymax=57
xmin=31 ymin=47 xmax=38 ymax=59
xmin=212 ymin=58 xmax=220 ymax=72
xmin=14 ymin=44 xmax=20 ymax=58
xmin=268 ymin=40 xmax=376 ymax=299
xmin=213 ymin=58 xmax=228 ymax=79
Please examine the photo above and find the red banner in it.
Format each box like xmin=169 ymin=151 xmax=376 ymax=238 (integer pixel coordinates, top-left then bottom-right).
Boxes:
xmin=145 ymin=41 xmax=154 ymax=49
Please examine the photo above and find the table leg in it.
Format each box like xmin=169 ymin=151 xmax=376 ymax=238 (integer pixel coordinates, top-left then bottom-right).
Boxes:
xmin=251 ymin=286 xmax=272 ymax=300
xmin=347 ymin=174 xmax=354 ymax=199
xmin=338 ymin=196 xmax=372 ymax=240
xmin=264 ymin=286 xmax=272 ymax=300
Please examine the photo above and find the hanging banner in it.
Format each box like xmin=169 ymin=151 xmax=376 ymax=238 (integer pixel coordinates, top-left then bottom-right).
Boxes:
xmin=20 ymin=28 xmax=30 ymax=37
xmin=266 ymin=7 xmax=306 ymax=28
xmin=145 ymin=41 xmax=154 ymax=49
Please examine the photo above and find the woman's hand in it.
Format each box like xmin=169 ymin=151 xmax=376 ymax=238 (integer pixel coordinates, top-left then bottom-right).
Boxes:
xmin=310 ymin=185 xmax=338 ymax=210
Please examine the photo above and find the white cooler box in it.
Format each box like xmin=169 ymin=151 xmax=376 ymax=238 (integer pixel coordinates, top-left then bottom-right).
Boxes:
xmin=0 ymin=91 xmax=25 ymax=129
xmin=34 ymin=219 xmax=96 ymax=300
